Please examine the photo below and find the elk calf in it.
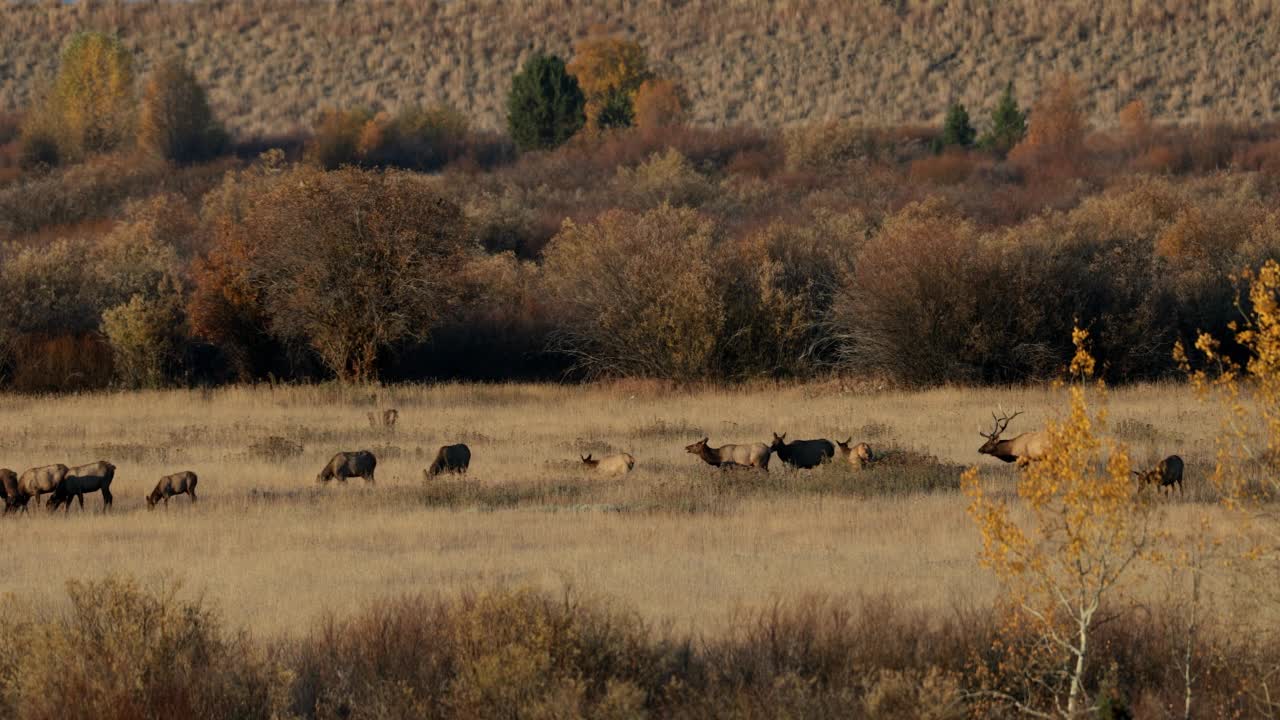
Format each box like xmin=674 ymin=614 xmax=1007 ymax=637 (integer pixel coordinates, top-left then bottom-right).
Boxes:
xmin=836 ymin=439 xmax=875 ymax=468
xmin=977 ymin=409 xmax=1048 ymax=467
xmin=581 ymin=453 xmax=635 ymax=476
xmin=770 ymin=433 xmax=835 ymax=469
xmin=148 ymin=471 xmax=199 ymax=509
xmin=425 ymin=444 xmax=471 ymax=478
xmin=1135 ymin=455 xmax=1185 ymax=495
xmin=318 ymin=451 xmax=377 ymax=484
xmin=685 ymin=438 xmax=771 ymax=470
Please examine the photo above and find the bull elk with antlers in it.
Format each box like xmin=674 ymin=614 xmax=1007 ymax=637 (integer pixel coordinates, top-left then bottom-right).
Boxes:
xmin=978 ymin=409 xmax=1048 ymax=467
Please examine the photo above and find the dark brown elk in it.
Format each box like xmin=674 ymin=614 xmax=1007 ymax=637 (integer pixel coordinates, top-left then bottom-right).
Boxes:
xmin=147 ymin=471 xmax=199 ymax=509
xmin=48 ymin=461 xmax=115 ymax=512
xmin=425 ymin=444 xmax=471 ymax=478
xmin=685 ymin=438 xmax=771 ymax=470
xmin=977 ymin=410 xmax=1048 ymax=467
xmin=581 ymin=453 xmax=635 ymax=476
xmin=835 ymin=439 xmax=875 ymax=468
xmin=1 ymin=468 xmax=28 ymax=513
xmin=317 ymin=451 xmax=377 ymax=484
xmin=17 ymin=464 xmax=70 ymax=507
xmin=1135 ymin=455 xmax=1185 ymax=495
xmin=770 ymin=433 xmax=835 ymax=469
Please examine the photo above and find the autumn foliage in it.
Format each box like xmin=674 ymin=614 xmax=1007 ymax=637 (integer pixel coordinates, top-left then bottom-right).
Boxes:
xmin=567 ymin=33 xmax=652 ymax=131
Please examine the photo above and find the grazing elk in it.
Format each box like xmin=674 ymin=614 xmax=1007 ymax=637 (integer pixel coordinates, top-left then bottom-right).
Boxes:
xmin=368 ymin=409 xmax=399 ymax=430
xmin=581 ymin=453 xmax=635 ymax=476
xmin=685 ymin=437 xmax=771 ymax=470
xmin=317 ymin=450 xmax=377 ymax=484
xmin=424 ymin=444 xmax=471 ymax=478
xmin=836 ymin=439 xmax=875 ymax=468
xmin=770 ymin=433 xmax=835 ymax=469
xmin=1 ymin=468 xmax=29 ymax=513
xmin=1135 ymin=455 xmax=1185 ymax=495
xmin=17 ymin=464 xmax=70 ymax=507
xmin=48 ymin=461 xmax=116 ymax=512
xmin=978 ymin=410 xmax=1048 ymax=467
xmin=147 ymin=471 xmax=199 ymax=509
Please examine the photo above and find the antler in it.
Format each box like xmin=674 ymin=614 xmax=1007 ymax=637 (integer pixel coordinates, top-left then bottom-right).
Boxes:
xmin=980 ymin=408 xmax=1024 ymax=439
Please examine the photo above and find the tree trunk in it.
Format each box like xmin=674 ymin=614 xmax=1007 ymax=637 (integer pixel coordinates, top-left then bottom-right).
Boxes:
xmin=1067 ymin=615 xmax=1089 ymax=717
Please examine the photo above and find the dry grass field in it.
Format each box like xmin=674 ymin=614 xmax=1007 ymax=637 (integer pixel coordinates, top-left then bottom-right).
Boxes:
xmin=1 ymin=0 xmax=1278 ymax=135
xmin=0 ymin=381 xmax=1250 ymax=639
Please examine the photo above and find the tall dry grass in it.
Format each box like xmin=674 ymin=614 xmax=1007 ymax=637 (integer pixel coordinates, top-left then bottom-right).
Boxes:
xmin=0 ymin=381 xmax=1252 ymax=637
xmin=0 ymin=1 xmax=1277 ymax=136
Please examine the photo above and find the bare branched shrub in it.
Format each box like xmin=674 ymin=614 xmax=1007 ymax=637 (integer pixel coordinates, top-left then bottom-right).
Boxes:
xmin=543 ymin=204 xmax=724 ymax=380
xmin=138 ymin=55 xmax=228 ymax=164
xmin=242 ymin=166 xmax=469 ymax=381
xmin=613 ymin=147 xmax=714 ymax=208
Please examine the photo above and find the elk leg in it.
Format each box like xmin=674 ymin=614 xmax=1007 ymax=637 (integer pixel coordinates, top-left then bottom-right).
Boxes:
xmin=189 ymin=488 xmax=197 ymax=503
xmin=101 ymin=487 xmax=112 ymax=511
xmin=76 ymin=493 xmax=84 ymax=512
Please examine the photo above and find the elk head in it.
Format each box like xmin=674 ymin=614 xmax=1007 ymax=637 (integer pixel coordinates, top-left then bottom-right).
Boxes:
xmin=770 ymin=432 xmax=788 ymax=450
xmin=978 ymin=409 xmax=1023 ymax=455
xmin=580 ymin=453 xmax=598 ymax=467
xmin=685 ymin=438 xmax=709 ymax=454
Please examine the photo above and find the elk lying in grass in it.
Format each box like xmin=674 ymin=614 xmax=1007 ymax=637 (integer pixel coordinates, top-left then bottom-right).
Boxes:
xmin=1135 ymin=455 xmax=1185 ymax=495
xmin=581 ymin=453 xmax=635 ymax=475
xmin=685 ymin=437 xmax=771 ymax=470
xmin=770 ymin=433 xmax=835 ymax=469
xmin=48 ymin=461 xmax=116 ymax=512
xmin=977 ymin=410 xmax=1047 ymax=467
xmin=1 ymin=468 xmax=27 ymax=513
xmin=836 ymin=439 xmax=875 ymax=468
xmin=18 ymin=464 xmax=69 ymax=507
xmin=318 ymin=450 xmax=377 ymax=484
xmin=148 ymin=471 xmax=199 ymax=509
xmin=425 ymin=444 xmax=471 ymax=478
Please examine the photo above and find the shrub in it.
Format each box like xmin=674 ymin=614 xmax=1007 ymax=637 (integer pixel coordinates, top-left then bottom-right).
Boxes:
xmin=306 ymin=107 xmax=373 ymax=169
xmin=2 ymin=333 xmax=114 ymax=393
xmin=23 ymin=31 xmax=137 ymax=162
xmin=831 ymin=199 xmax=983 ymax=384
xmin=0 ymin=577 xmax=289 ymax=720
xmin=784 ymin=120 xmax=878 ymax=171
xmin=1010 ymin=74 xmax=1087 ymax=176
xmin=138 ymin=55 xmax=227 ymax=164
xmin=101 ymin=292 xmax=186 ymax=388
xmin=908 ymin=150 xmax=975 ymax=185
xmin=567 ymin=34 xmax=652 ymax=131
xmin=634 ymin=77 xmax=688 ymax=133
xmin=543 ymin=204 xmax=725 ymax=379
xmin=506 ymin=53 xmax=585 ymax=151
xmin=613 ymin=147 xmax=714 ymax=208
xmin=308 ymin=105 xmax=470 ymax=171
xmin=241 ymin=166 xmax=470 ymax=381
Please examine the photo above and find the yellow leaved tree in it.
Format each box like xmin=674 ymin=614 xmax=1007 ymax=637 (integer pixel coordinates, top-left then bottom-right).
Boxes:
xmin=566 ymin=33 xmax=652 ymax=131
xmin=964 ymin=327 xmax=1159 ymax=717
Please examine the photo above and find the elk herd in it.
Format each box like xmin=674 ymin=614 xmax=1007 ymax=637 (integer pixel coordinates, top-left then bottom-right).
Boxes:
xmin=0 ymin=406 xmax=1187 ymax=516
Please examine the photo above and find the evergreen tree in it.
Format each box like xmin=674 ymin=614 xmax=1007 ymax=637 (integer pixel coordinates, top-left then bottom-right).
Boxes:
xmin=941 ymin=102 xmax=976 ymax=148
xmin=981 ymin=82 xmax=1027 ymax=154
xmin=506 ymin=53 xmax=586 ymax=151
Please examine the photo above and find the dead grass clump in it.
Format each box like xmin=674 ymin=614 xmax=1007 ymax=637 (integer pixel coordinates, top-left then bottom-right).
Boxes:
xmin=632 ymin=418 xmax=706 ymax=439
xmin=247 ymin=435 xmax=304 ymax=462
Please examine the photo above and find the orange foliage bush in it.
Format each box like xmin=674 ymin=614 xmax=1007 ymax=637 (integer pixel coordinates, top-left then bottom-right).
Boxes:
xmin=634 ymin=78 xmax=688 ymax=133
xmin=566 ymin=33 xmax=652 ymax=131
xmin=1010 ymin=74 xmax=1087 ymax=177
xmin=908 ymin=150 xmax=975 ymax=185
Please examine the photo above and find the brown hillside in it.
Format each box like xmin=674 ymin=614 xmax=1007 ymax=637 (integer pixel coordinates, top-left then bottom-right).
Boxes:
xmin=1 ymin=0 xmax=1277 ymax=136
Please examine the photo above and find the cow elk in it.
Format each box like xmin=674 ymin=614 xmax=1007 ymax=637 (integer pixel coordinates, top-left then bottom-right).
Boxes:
xmin=1 ymin=468 xmax=27 ymax=514
xmin=836 ymin=439 xmax=875 ymax=468
xmin=581 ymin=453 xmax=635 ymax=476
xmin=685 ymin=437 xmax=771 ymax=470
xmin=18 ymin=464 xmax=70 ymax=507
xmin=148 ymin=471 xmax=199 ymax=509
xmin=368 ymin=408 xmax=399 ymax=430
xmin=425 ymin=444 xmax=471 ymax=478
xmin=770 ymin=433 xmax=835 ymax=469
xmin=318 ymin=450 xmax=377 ymax=484
xmin=978 ymin=410 xmax=1048 ymax=467
xmin=1135 ymin=455 xmax=1185 ymax=495
xmin=48 ymin=461 xmax=116 ymax=512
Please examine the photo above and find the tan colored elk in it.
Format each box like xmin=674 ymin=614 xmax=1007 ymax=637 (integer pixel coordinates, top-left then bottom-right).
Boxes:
xmin=685 ymin=438 xmax=771 ymax=470
xmin=977 ymin=410 xmax=1048 ymax=467
xmin=148 ymin=471 xmax=199 ymax=509
xmin=581 ymin=453 xmax=635 ymax=476
xmin=17 ymin=464 xmax=70 ymax=507
xmin=1 ymin=468 xmax=28 ymax=513
xmin=835 ymin=439 xmax=875 ymax=468
xmin=318 ymin=451 xmax=377 ymax=484
xmin=1134 ymin=455 xmax=1184 ymax=495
